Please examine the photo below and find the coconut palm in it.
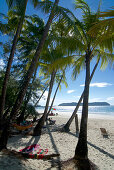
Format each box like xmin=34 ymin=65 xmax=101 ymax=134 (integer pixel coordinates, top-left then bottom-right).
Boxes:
xmin=46 ymin=74 xmax=63 ymax=118
xmin=0 ymin=0 xmax=60 ymax=122
xmin=61 ymin=1 xmax=114 ymax=168
xmin=88 ymin=7 xmax=114 ymax=40
xmin=0 ymin=0 xmax=60 ymax=151
xmin=62 ymin=57 xmax=100 ymax=132
xmin=74 ymin=0 xmax=113 ymax=161
xmin=33 ymin=48 xmax=69 ymax=136
xmin=0 ymin=0 xmax=28 ymax=120
xmin=32 ymin=16 xmax=80 ymax=135
xmin=9 ymin=0 xmax=77 ymax=121
xmin=0 ymin=0 xmax=45 ymax=121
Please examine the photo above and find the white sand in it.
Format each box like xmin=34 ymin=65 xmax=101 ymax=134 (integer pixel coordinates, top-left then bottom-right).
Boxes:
xmin=0 ymin=115 xmax=114 ymax=170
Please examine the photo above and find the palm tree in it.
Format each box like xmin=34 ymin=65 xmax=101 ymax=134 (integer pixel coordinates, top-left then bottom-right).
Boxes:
xmin=16 ymin=68 xmax=37 ymax=124
xmin=46 ymin=74 xmax=63 ymax=118
xmin=0 ymin=0 xmax=60 ymax=151
xmin=61 ymin=1 xmax=113 ymax=168
xmin=32 ymin=16 xmax=79 ymax=135
xmin=9 ymin=0 xmax=59 ymax=120
xmin=33 ymin=69 xmax=56 ymax=136
xmin=88 ymin=8 xmax=114 ymax=40
xmin=74 ymin=0 xmax=113 ymax=161
xmin=62 ymin=57 xmax=100 ymax=132
xmin=0 ymin=0 xmax=53 ymax=122
xmin=0 ymin=0 xmax=28 ymax=121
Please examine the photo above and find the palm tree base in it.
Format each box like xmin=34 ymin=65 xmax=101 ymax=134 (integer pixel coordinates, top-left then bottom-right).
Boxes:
xmin=33 ymin=117 xmax=43 ymax=136
xmin=61 ymin=124 xmax=70 ymax=132
xmin=61 ymin=157 xmax=98 ymax=170
xmin=75 ymin=138 xmax=88 ymax=160
xmin=0 ymin=122 xmax=10 ymax=151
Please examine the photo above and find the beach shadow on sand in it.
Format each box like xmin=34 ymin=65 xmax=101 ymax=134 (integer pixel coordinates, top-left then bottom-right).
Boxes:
xmin=8 ymin=133 xmax=41 ymax=149
xmin=46 ymin=121 xmax=61 ymax=170
xmin=0 ymin=149 xmax=29 ymax=170
xmin=67 ymin=131 xmax=114 ymax=160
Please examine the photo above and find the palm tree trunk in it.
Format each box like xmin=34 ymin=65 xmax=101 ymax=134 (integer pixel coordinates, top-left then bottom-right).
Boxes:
xmin=62 ymin=57 xmax=100 ymax=132
xmin=75 ymin=51 xmax=90 ymax=159
xmin=0 ymin=0 xmax=28 ymax=121
xmin=34 ymin=85 xmax=49 ymax=107
xmin=0 ymin=0 xmax=59 ymax=149
xmin=46 ymin=75 xmax=63 ymax=119
xmin=16 ymin=91 xmax=31 ymax=124
xmin=33 ymin=70 xmax=56 ymax=136
xmin=75 ymin=114 xmax=79 ymax=133
xmin=17 ymin=69 xmax=37 ymax=124
xmin=9 ymin=0 xmax=59 ymax=121
xmin=0 ymin=18 xmax=24 ymax=122
xmin=0 ymin=120 xmax=10 ymax=151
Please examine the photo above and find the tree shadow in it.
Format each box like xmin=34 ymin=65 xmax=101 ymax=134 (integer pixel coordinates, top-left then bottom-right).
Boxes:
xmin=46 ymin=121 xmax=61 ymax=170
xmin=0 ymin=149 xmax=29 ymax=170
xmin=26 ymin=135 xmax=40 ymax=147
xmin=67 ymin=131 xmax=114 ymax=160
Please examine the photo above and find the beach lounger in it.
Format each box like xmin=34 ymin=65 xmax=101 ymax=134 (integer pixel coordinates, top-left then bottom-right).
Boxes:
xmin=100 ymin=128 xmax=108 ymax=138
xmin=49 ymin=120 xmax=56 ymax=125
xmin=47 ymin=118 xmax=56 ymax=125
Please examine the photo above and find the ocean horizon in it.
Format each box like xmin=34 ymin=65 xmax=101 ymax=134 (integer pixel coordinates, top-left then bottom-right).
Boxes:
xmin=36 ymin=105 xmax=114 ymax=119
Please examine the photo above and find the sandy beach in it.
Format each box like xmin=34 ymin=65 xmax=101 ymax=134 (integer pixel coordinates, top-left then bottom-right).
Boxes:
xmin=0 ymin=115 xmax=114 ymax=170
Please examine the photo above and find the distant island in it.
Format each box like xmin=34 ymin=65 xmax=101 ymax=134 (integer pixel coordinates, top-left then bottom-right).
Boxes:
xmin=58 ymin=102 xmax=110 ymax=106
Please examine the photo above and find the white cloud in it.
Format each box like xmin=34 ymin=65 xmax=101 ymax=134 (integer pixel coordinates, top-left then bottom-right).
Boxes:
xmin=80 ymin=82 xmax=112 ymax=88
xmin=67 ymin=90 xmax=76 ymax=94
xmin=107 ymin=97 xmax=114 ymax=101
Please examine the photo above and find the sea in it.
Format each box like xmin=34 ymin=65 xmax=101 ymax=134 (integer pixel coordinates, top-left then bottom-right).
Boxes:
xmin=36 ymin=105 xmax=114 ymax=119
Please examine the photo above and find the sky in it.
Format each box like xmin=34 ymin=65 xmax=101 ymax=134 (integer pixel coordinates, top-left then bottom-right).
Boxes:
xmin=0 ymin=0 xmax=114 ymax=106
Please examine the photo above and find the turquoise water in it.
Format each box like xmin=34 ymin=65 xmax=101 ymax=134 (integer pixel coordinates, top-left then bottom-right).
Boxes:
xmin=36 ymin=105 xmax=114 ymax=118
xmin=56 ymin=106 xmax=114 ymax=117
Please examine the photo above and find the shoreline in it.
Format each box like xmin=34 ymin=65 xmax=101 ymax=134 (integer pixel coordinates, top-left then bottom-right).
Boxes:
xmin=48 ymin=113 xmax=114 ymax=120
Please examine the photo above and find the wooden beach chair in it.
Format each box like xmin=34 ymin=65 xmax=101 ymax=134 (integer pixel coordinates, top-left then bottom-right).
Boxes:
xmin=100 ymin=128 xmax=108 ymax=138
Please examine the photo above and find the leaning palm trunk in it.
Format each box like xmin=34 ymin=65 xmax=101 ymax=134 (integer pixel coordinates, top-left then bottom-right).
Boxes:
xmin=62 ymin=57 xmax=100 ymax=132
xmin=34 ymin=85 xmax=49 ymax=107
xmin=75 ymin=51 xmax=90 ymax=160
xmin=17 ymin=69 xmax=37 ymax=124
xmin=46 ymin=75 xmax=63 ymax=119
xmin=33 ymin=70 xmax=56 ymax=136
xmin=10 ymin=0 xmax=59 ymax=121
xmin=0 ymin=120 xmax=10 ymax=151
xmin=0 ymin=0 xmax=28 ymax=122
xmin=0 ymin=17 xmax=24 ymax=122
xmin=0 ymin=0 xmax=59 ymax=150
xmin=17 ymin=89 xmax=32 ymax=124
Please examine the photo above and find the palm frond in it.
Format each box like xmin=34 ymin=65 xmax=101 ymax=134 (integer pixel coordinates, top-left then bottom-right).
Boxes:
xmin=98 ymin=7 xmax=114 ymax=17
xmin=72 ymin=55 xmax=85 ymax=80
xmin=74 ymin=0 xmax=90 ymax=15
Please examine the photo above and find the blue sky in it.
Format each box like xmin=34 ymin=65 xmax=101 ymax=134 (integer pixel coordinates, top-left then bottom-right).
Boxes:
xmin=0 ymin=0 xmax=114 ymax=106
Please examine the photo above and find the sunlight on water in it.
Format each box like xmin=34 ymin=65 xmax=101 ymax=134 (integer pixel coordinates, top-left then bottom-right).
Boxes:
xmin=36 ymin=106 xmax=114 ymax=119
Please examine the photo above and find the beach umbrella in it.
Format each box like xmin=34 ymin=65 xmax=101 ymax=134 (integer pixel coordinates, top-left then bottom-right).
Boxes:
xmin=51 ymin=108 xmax=56 ymax=111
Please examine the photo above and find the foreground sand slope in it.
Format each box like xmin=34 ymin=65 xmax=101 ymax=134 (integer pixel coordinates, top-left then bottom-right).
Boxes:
xmin=0 ymin=116 xmax=114 ymax=170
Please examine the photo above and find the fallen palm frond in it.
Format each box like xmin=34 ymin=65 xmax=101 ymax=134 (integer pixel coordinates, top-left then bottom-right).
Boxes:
xmin=2 ymin=149 xmax=60 ymax=160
